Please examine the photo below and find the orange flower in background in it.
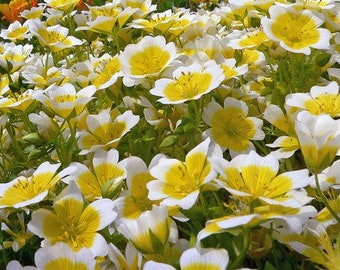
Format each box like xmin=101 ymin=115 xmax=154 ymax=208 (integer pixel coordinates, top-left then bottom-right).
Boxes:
xmin=0 ymin=0 xmax=37 ymax=23
xmin=77 ymin=0 xmax=93 ymax=10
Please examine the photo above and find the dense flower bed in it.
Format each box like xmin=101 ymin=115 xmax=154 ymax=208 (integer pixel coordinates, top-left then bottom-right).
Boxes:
xmin=1 ymin=0 xmax=340 ymax=269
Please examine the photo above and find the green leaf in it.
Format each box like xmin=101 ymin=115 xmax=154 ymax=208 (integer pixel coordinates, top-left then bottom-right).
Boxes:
xmin=264 ymin=261 xmax=276 ymax=270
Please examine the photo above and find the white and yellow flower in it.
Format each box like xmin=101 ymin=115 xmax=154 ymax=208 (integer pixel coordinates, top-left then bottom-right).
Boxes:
xmin=33 ymin=83 xmax=96 ymax=119
xmin=179 ymin=247 xmax=229 ymax=270
xmin=33 ymin=242 xmax=96 ymax=270
xmin=213 ymin=151 xmax=312 ymax=207
xmin=0 ymin=43 xmax=33 ymax=73
xmin=91 ymin=54 xmax=122 ymax=90
xmin=288 ymin=223 xmax=340 ymax=270
xmin=28 ymin=19 xmax=83 ymax=52
xmin=228 ymin=28 xmax=270 ymax=50
xmin=202 ymin=97 xmax=264 ymax=156
xmin=43 ymin=0 xmax=80 ymax=12
xmin=147 ymin=138 xmax=221 ymax=209
xmin=108 ymin=242 xmax=142 ymax=270
xmin=114 ymin=156 xmax=156 ymax=220
xmin=261 ymin=5 xmax=331 ymax=55
xmin=28 ymin=181 xmax=116 ymax=256
xmin=28 ymin=111 xmax=59 ymax=141
xmin=119 ymin=35 xmax=178 ymax=86
xmin=295 ymin=111 xmax=340 ymax=173
xmin=117 ymin=204 xmax=170 ymax=254
xmin=77 ymin=108 xmax=140 ymax=155
xmin=120 ymin=0 xmax=156 ymax=17
xmin=0 ymin=21 xmax=29 ymax=41
xmin=22 ymin=54 xmax=65 ymax=88
xmin=63 ymin=149 xmax=127 ymax=201
xmin=263 ymin=104 xmax=299 ymax=159
xmin=0 ymin=89 xmax=34 ymax=113
xmin=286 ymin=81 xmax=340 ymax=118
xmin=0 ymin=161 xmax=71 ymax=209
xmin=150 ymin=61 xmax=224 ymax=104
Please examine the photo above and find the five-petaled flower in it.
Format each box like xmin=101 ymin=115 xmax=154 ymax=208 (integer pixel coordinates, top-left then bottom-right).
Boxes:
xmin=28 ymin=181 xmax=117 ymax=256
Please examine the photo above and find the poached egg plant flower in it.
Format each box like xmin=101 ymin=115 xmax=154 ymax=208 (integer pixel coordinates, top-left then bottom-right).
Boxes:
xmin=0 ymin=162 xmax=71 ymax=209
xmin=261 ymin=5 xmax=331 ymax=55
xmin=295 ymin=111 xmax=340 ymax=173
xmin=202 ymin=97 xmax=265 ymax=156
xmin=28 ymin=181 xmax=117 ymax=256
xmin=150 ymin=61 xmax=224 ymax=104
xmin=147 ymin=138 xmax=222 ymax=209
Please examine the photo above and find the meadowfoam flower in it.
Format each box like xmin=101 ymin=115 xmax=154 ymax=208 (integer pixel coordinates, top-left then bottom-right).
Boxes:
xmin=33 ymin=83 xmax=96 ymax=119
xmin=22 ymin=54 xmax=64 ymax=88
xmin=0 ymin=89 xmax=34 ymax=113
xmin=63 ymin=149 xmax=127 ymax=201
xmin=21 ymin=6 xmax=44 ymax=20
xmin=179 ymin=247 xmax=229 ymax=270
xmin=228 ymin=28 xmax=270 ymax=50
xmin=120 ymin=0 xmax=156 ymax=17
xmin=213 ymin=151 xmax=312 ymax=207
xmin=114 ymin=156 xmax=157 ymax=220
xmin=263 ymin=104 xmax=299 ymax=159
xmin=77 ymin=108 xmax=140 ymax=155
xmin=261 ymin=5 xmax=331 ymax=55
xmin=43 ymin=0 xmax=81 ymax=12
xmin=316 ymin=195 xmax=340 ymax=227
xmin=28 ymin=181 xmax=116 ymax=256
xmin=202 ymin=97 xmax=264 ymax=156
xmin=119 ymin=35 xmax=178 ymax=86
xmin=286 ymin=81 xmax=340 ymax=118
xmin=147 ymin=138 xmax=221 ymax=209
xmin=117 ymin=204 xmax=170 ymax=254
xmin=28 ymin=19 xmax=83 ymax=52
xmin=295 ymin=111 xmax=340 ymax=173
xmin=33 ymin=242 xmax=96 ymax=270
xmin=108 ymin=242 xmax=142 ymax=270
xmin=28 ymin=111 xmax=59 ymax=141
xmin=0 ymin=161 xmax=71 ymax=209
xmin=150 ymin=61 xmax=224 ymax=104
xmin=0 ymin=161 xmax=69 ymax=208
xmin=0 ymin=43 xmax=33 ymax=73
xmin=0 ymin=21 xmax=29 ymax=41
xmin=310 ymin=159 xmax=340 ymax=191
xmin=91 ymin=54 xmax=122 ymax=90
xmin=289 ymin=224 xmax=340 ymax=270
xmin=144 ymin=246 xmax=230 ymax=270
xmin=220 ymin=58 xmax=248 ymax=81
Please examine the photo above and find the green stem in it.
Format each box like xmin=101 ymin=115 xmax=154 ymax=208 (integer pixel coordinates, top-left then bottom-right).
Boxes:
xmin=314 ymin=173 xmax=340 ymax=224
xmin=228 ymin=228 xmax=250 ymax=270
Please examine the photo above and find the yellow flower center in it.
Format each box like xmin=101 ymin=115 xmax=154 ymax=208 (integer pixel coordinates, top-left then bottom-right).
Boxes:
xmin=7 ymin=26 xmax=28 ymax=39
xmin=304 ymin=94 xmax=340 ymax=117
xmin=279 ymin=136 xmax=299 ymax=151
xmin=211 ymin=107 xmax=255 ymax=152
xmin=163 ymin=72 xmax=213 ymax=101
xmin=0 ymin=172 xmax=56 ymax=207
xmin=271 ymin=12 xmax=320 ymax=49
xmin=38 ymin=29 xmax=66 ymax=44
xmin=93 ymin=57 xmax=121 ymax=88
xmin=239 ymin=30 xmax=268 ymax=48
xmin=223 ymin=165 xmax=292 ymax=202
xmin=129 ymin=46 xmax=170 ymax=76
xmin=54 ymin=94 xmax=76 ymax=103
xmin=44 ymin=200 xmax=101 ymax=251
